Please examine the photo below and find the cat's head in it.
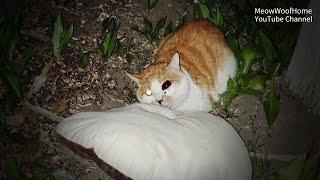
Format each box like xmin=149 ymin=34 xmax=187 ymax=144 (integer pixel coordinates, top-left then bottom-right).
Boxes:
xmin=127 ymin=53 xmax=189 ymax=109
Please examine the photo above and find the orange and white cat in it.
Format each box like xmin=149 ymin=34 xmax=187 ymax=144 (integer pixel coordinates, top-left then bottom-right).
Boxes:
xmin=127 ymin=19 xmax=237 ymax=112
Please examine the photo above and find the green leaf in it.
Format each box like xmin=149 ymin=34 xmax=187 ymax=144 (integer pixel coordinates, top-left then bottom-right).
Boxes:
xmin=273 ymin=154 xmax=320 ymax=180
xmin=52 ymin=15 xmax=73 ymax=59
xmin=101 ymin=33 xmax=111 ymax=55
xmin=31 ymin=172 xmax=48 ymax=180
xmin=48 ymin=172 xmax=57 ymax=180
xmin=177 ymin=12 xmax=189 ymax=29
xmin=59 ymin=23 xmax=73 ymax=56
xmin=212 ymin=6 xmax=223 ymax=27
xmin=196 ymin=2 xmax=213 ymax=22
xmin=1 ymin=71 xmax=22 ymax=99
xmin=9 ymin=132 xmax=27 ymax=144
xmin=79 ymin=53 xmax=90 ymax=68
xmin=164 ymin=21 xmax=173 ymax=36
xmin=4 ymin=91 xmax=19 ymax=113
xmin=52 ymin=15 xmax=63 ymax=59
xmin=0 ymin=14 xmax=21 ymax=67
xmin=247 ymin=74 xmax=267 ymax=91
xmin=205 ymin=0 xmax=213 ymax=7
xmin=227 ymin=77 xmax=237 ymax=91
xmin=154 ymin=17 xmax=166 ymax=35
xmin=221 ymin=91 xmax=236 ymax=108
xmin=148 ymin=0 xmax=159 ymax=11
xmin=257 ymin=30 xmax=277 ymax=64
xmin=4 ymin=158 xmax=23 ymax=180
xmin=264 ymin=77 xmax=280 ymax=126
xmin=300 ymin=155 xmax=320 ymax=180
xmin=226 ymin=34 xmax=241 ymax=62
xmin=144 ymin=16 xmax=153 ymax=33
xmin=108 ymin=36 xmax=118 ymax=54
xmin=21 ymin=43 xmax=41 ymax=69
xmin=0 ymin=112 xmax=9 ymax=135
xmin=236 ymin=87 xmax=260 ymax=96
xmin=275 ymin=154 xmax=305 ymax=180
xmin=104 ymin=17 xmax=117 ymax=33
xmin=241 ymin=46 xmax=263 ymax=75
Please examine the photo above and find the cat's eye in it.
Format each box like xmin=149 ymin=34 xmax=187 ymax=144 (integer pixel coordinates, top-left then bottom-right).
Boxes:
xmin=146 ymin=89 xmax=152 ymax=96
xmin=162 ymin=80 xmax=171 ymax=90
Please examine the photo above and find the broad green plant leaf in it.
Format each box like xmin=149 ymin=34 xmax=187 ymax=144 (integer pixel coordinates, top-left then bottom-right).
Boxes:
xmin=9 ymin=132 xmax=27 ymax=144
xmin=101 ymin=33 xmax=112 ymax=55
xmin=1 ymin=71 xmax=22 ymax=99
xmin=176 ymin=12 xmax=189 ymax=29
xmin=52 ymin=15 xmax=63 ymax=59
xmin=148 ymin=0 xmax=159 ymax=11
xmin=221 ymin=91 xmax=236 ymax=108
xmin=236 ymin=88 xmax=260 ymax=96
xmin=79 ymin=53 xmax=90 ymax=68
xmin=257 ymin=30 xmax=277 ymax=65
xmin=247 ymin=74 xmax=267 ymax=91
xmin=0 ymin=112 xmax=9 ymax=135
xmin=227 ymin=77 xmax=237 ymax=91
xmin=104 ymin=17 xmax=117 ymax=33
xmin=4 ymin=158 xmax=24 ymax=180
xmin=263 ymin=77 xmax=280 ymax=126
xmin=154 ymin=17 xmax=166 ymax=35
xmin=241 ymin=46 xmax=263 ymax=75
xmin=196 ymin=2 xmax=213 ymax=22
xmin=59 ymin=23 xmax=73 ymax=56
xmin=273 ymin=154 xmax=306 ymax=180
xmin=99 ymin=18 xmax=120 ymax=61
xmin=144 ymin=16 xmax=153 ymax=33
xmin=300 ymin=154 xmax=320 ymax=180
xmin=0 ymin=14 xmax=22 ymax=68
xmin=52 ymin=15 xmax=73 ymax=59
xmin=226 ymin=34 xmax=241 ymax=63
xmin=164 ymin=21 xmax=173 ymax=36
xmin=205 ymin=0 xmax=213 ymax=7
xmin=4 ymin=91 xmax=19 ymax=113
xmin=21 ymin=43 xmax=41 ymax=69
xmin=212 ymin=6 xmax=223 ymax=27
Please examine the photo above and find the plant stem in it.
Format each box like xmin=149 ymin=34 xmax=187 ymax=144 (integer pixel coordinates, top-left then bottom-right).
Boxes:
xmin=23 ymin=101 xmax=63 ymax=122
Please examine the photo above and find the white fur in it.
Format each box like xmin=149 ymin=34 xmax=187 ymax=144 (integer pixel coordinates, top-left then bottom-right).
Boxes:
xmin=173 ymin=68 xmax=212 ymax=112
xmin=211 ymin=53 xmax=237 ymax=101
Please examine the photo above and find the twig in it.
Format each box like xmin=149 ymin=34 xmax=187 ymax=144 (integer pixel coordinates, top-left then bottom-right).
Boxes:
xmin=250 ymin=152 xmax=297 ymax=162
xmin=23 ymin=101 xmax=63 ymax=122
xmin=27 ymin=59 xmax=53 ymax=98
xmin=21 ymin=29 xmax=50 ymax=43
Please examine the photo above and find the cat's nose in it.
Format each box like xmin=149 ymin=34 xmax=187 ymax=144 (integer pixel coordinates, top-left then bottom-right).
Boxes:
xmin=157 ymin=100 xmax=163 ymax=105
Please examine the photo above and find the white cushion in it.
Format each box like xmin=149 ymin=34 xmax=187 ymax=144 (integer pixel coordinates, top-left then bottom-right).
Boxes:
xmin=56 ymin=103 xmax=252 ymax=180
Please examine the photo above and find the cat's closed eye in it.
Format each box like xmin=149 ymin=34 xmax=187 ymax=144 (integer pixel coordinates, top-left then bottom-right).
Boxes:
xmin=162 ymin=80 xmax=171 ymax=90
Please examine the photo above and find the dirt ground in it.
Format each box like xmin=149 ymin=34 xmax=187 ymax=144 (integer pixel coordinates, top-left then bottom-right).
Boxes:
xmin=1 ymin=0 xmax=319 ymax=179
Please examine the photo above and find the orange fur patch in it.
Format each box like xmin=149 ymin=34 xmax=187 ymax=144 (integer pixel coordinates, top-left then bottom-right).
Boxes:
xmin=156 ymin=19 xmax=232 ymax=91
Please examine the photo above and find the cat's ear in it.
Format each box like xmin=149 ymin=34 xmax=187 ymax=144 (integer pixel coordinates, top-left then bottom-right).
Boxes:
xmin=126 ymin=72 xmax=142 ymax=84
xmin=167 ymin=52 xmax=180 ymax=72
